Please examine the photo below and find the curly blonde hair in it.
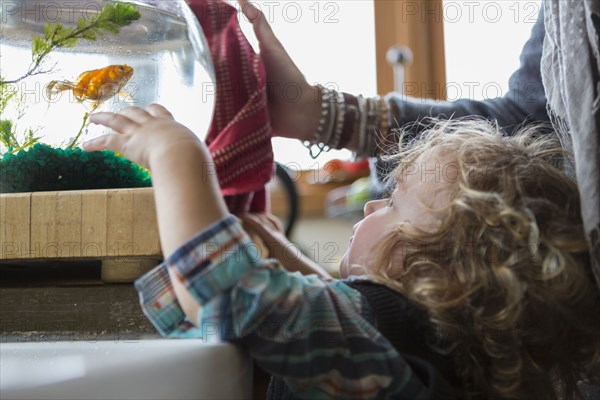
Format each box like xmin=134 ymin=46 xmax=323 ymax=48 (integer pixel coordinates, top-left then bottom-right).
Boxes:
xmin=370 ymin=119 xmax=600 ymax=399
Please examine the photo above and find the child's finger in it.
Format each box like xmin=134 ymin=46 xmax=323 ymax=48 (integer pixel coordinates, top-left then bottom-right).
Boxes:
xmin=241 ymin=213 xmax=283 ymax=242
xmin=81 ymin=134 xmax=122 ymax=153
xmin=264 ymin=213 xmax=284 ymax=233
xmin=147 ymin=104 xmax=174 ymax=119
xmin=119 ymin=106 xmax=153 ymax=124
xmin=245 ymin=213 xmax=271 ymax=229
xmin=240 ymin=213 xmax=269 ymax=235
xmin=89 ymin=112 xmax=139 ymax=134
xmin=239 ymin=213 xmax=261 ymax=229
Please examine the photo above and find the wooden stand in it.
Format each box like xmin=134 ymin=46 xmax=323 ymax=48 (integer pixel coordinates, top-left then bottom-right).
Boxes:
xmin=0 ymin=187 xmax=280 ymax=397
xmin=0 ymin=188 xmax=162 ymax=283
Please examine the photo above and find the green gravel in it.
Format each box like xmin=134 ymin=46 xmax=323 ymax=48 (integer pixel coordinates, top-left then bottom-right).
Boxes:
xmin=0 ymin=143 xmax=152 ymax=193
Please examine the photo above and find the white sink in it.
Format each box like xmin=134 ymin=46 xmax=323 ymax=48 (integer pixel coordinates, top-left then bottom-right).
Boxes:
xmin=0 ymin=339 xmax=252 ymax=399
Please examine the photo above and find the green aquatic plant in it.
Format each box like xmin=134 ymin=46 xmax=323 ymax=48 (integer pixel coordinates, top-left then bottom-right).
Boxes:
xmin=0 ymin=143 xmax=152 ymax=193
xmin=69 ymin=112 xmax=90 ymax=150
xmin=0 ymin=82 xmax=19 ymax=150
xmin=0 ymin=78 xmax=40 ymax=153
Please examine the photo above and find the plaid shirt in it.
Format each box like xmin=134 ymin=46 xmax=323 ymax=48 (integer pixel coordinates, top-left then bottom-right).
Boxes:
xmin=134 ymin=215 xmax=426 ymax=399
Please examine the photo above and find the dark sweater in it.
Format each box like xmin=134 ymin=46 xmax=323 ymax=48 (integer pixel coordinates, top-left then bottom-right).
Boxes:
xmin=266 ymin=280 xmax=458 ymax=399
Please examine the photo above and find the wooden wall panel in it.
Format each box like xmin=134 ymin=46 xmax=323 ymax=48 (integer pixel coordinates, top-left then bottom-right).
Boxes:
xmin=1 ymin=194 xmax=31 ymax=260
xmin=31 ymin=192 xmax=58 ymax=259
xmin=132 ymin=188 xmax=161 ymax=256
xmin=1 ymin=189 xmax=161 ymax=263
xmin=56 ymin=191 xmax=82 ymax=258
xmin=81 ymin=190 xmax=108 ymax=258
xmin=374 ymin=0 xmax=447 ymax=99
xmin=106 ymin=189 xmax=134 ymax=259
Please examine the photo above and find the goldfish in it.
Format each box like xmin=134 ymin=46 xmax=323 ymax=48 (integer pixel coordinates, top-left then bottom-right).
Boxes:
xmin=46 ymin=64 xmax=134 ymax=111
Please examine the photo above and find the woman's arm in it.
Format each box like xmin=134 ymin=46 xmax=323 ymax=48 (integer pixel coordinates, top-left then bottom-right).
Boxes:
xmin=239 ymin=0 xmax=548 ymax=154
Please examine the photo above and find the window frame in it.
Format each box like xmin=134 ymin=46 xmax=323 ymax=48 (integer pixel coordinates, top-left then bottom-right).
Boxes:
xmin=373 ymin=0 xmax=447 ymax=99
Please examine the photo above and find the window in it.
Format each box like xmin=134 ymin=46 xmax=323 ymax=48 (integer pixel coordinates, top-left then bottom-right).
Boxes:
xmin=443 ymin=1 xmax=541 ymax=100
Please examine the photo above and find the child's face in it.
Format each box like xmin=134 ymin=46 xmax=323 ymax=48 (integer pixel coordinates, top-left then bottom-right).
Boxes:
xmin=339 ymin=151 xmax=454 ymax=278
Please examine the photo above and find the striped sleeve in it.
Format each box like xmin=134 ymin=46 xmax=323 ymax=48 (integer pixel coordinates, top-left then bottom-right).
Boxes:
xmin=134 ymin=215 xmax=427 ymax=399
xmin=133 ymin=262 xmax=196 ymax=337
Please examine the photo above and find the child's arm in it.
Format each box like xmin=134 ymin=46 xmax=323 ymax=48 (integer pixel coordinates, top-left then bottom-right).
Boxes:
xmin=84 ymin=105 xmax=227 ymax=324
xmin=132 ymin=215 xmax=424 ymax=398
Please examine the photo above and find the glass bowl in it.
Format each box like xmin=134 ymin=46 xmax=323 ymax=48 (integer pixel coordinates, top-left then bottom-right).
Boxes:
xmin=0 ymin=0 xmax=215 ymax=151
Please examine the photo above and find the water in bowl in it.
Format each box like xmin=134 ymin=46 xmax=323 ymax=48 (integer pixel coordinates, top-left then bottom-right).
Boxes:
xmin=0 ymin=0 xmax=215 ymax=151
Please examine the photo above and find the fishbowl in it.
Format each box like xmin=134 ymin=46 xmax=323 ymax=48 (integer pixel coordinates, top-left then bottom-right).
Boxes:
xmin=0 ymin=0 xmax=215 ymax=152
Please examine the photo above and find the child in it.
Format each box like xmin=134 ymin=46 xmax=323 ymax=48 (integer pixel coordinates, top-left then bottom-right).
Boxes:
xmin=83 ymin=105 xmax=600 ymax=400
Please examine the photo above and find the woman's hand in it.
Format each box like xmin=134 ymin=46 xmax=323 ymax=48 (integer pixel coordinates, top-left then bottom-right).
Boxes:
xmin=238 ymin=0 xmax=321 ymax=142
xmin=240 ymin=213 xmax=332 ymax=279
xmin=82 ymin=104 xmax=203 ymax=170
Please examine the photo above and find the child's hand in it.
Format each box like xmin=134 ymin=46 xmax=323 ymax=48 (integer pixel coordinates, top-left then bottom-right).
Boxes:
xmin=84 ymin=103 xmax=228 ymax=257
xmin=240 ymin=213 xmax=332 ymax=279
xmin=240 ymin=212 xmax=286 ymax=246
xmin=82 ymin=104 xmax=202 ymax=170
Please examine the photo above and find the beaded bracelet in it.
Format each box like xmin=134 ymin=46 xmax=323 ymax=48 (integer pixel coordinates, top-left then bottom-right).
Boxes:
xmin=355 ymin=96 xmax=375 ymax=159
xmin=356 ymin=95 xmax=368 ymax=159
xmin=366 ymin=97 xmax=379 ymax=157
xmin=339 ymin=93 xmax=358 ymax=150
xmin=303 ymin=84 xmax=335 ymax=159
xmin=376 ymin=97 xmax=391 ymax=156
xmin=329 ymin=91 xmax=346 ymax=150
xmin=372 ymin=96 xmax=383 ymax=156
xmin=304 ymin=86 xmax=392 ymax=160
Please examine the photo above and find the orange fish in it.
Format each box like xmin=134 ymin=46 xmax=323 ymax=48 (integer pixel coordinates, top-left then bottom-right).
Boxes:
xmin=46 ymin=64 xmax=134 ymax=110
